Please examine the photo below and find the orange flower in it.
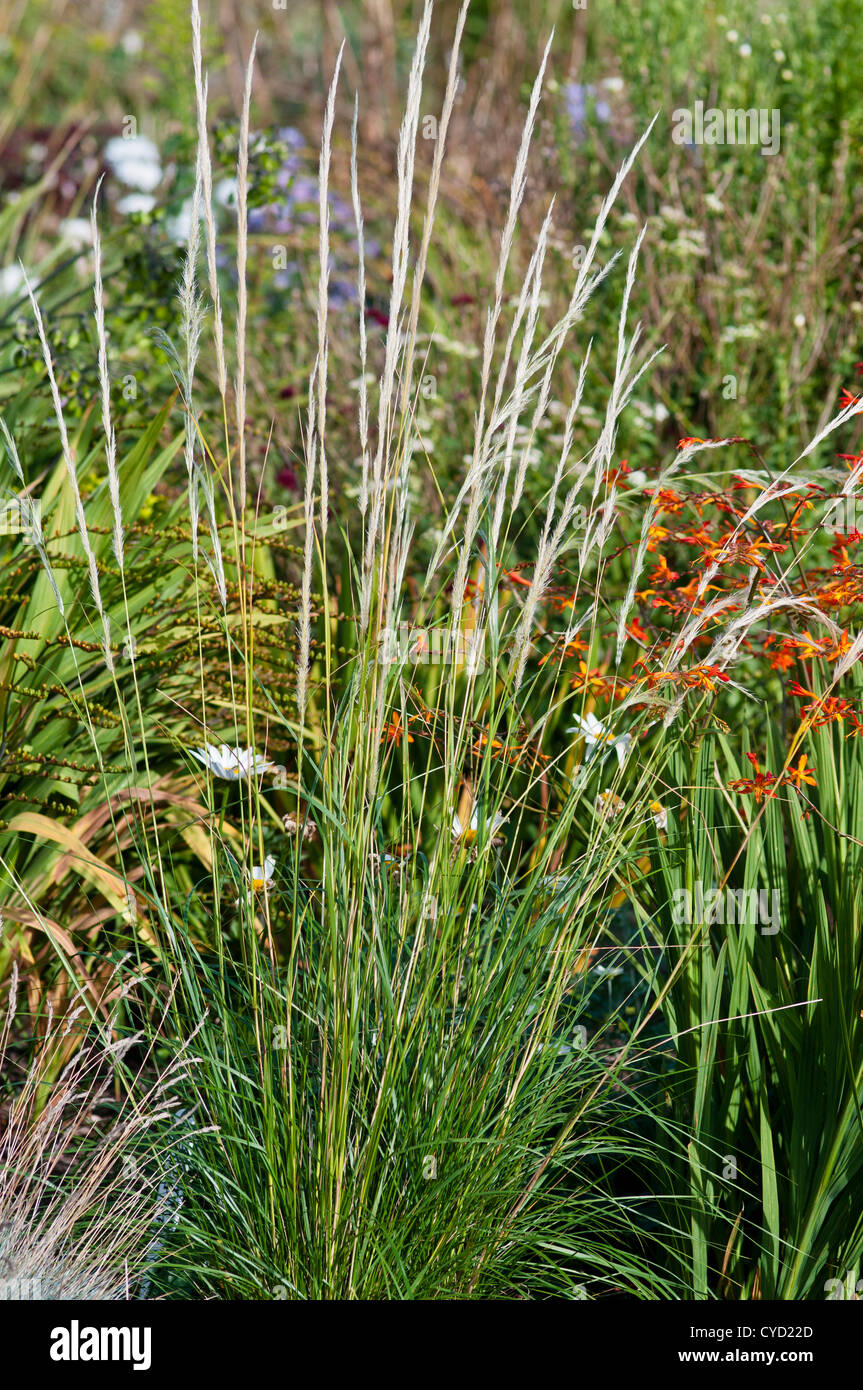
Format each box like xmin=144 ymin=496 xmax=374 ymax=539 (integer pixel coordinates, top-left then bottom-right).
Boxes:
xmin=728 ymin=753 xmax=776 ymax=804
xmin=648 ymin=487 xmax=686 ymax=515
xmin=604 ymin=458 xmax=631 ymax=486
xmin=824 ymin=630 xmax=853 ymax=663
xmin=501 ymin=566 xmax=533 ymax=589
xmin=787 ymin=630 xmax=828 ymax=660
xmin=784 ymin=755 xmax=816 ymax=790
xmin=770 ymin=652 xmax=796 ymax=672
xmin=649 ymin=555 xmax=680 ymax=585
xmin=381 ymin=713 xmax=413 ymax=747
xmin=471 ymin=733 xmax=505 ymax=758
xmin=569 ymin=661 xmax=611 ymax=696
xmin=633 ymin=660 xmax=677 ymax=690
xmin=647 ymin=524 xmax=671 ymax=545
xmin=680 ymin=664 xmax=730 ymax=693
xmin=788 ymin=684 xmax=853 ymax=727
xmin=538 ymin=635 xmax=589 ymax=666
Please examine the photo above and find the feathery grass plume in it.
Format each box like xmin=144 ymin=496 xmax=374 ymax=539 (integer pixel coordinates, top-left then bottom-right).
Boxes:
xmin=350 ymin=95 xmax=370 ymax=518
xmin=0 ymin=417 xmax=24 ymax=486
xmin=445 ymin=32 xmax=553 ymax=622
xmin=792 ymin=388 xmax=863 ymax=466
xmin=536 ymin=116 xmax=658 ymax=377
xmin=575 ymin=243 xmax=658 ymax=533
xmin=507 ymin=227 xmax=654 ymax=690
xmin=399 ymin=0 xmax=469 ymax=413
xmin=510 ymin=254 xmax=591 ymax=518
xmin=489 ymin=201 xmax=556 ymax=551
xmin=179 ymin=146 xmax=205 ymax=559
xmin=23 ymin=268 xmax=113 ymax=669
xmin=190 ymin=0 xmax=227 ymax=401
xmin=90 ymin=182 xmax=123 ymax=570
xmin=508 ymin=357 xmax=592 ymax=692
xmin=426 ymin=200 xmax=558 ymax=580
xmin=199 ymin=468 xmax=227 ymax=608
xmin=700 ymin=595 xmax=836 ymax=674
xmin=474 ymin=31 xmax=553 ymax=454
xmin=573 ymin=364 xmax=662 ymax=583
xmin=361 ymin=0 xmax=433 ymax=632
xmin=315 ymin=42 xmax=344 ymax=539
xmin=614 ymin=497 xmax=658 ymax=667
xmin=0 ymin=964 xmax=200 ymax=1299
xmin=297 ymin=357 xmax=319 ymax=726
xmin=0 ymin=417 xmax=65 ymax=616
xmin=834 ymin=629 xmax=863 ymax=681
xmin=234 ymin=33 xmax=257 ymax=517
xmin=171 ymin=125 xmax=224 ymax=602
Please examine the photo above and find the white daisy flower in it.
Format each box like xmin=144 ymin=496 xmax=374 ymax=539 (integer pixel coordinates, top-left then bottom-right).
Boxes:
xmin=451 ymin=805 xmax=506 ymax=841
xmin=248 ymin=856 xmax=276 ymax=891
xmin=0 ymin=264 xmax=28 ymax=297
xmin=214 ymin=177 xmax=238 ymax=208
xmin=105 ymin=134 xmax=162 ymax=192
xmin=569 ymin=712 xmax=631 ymax=769
xmin=166 ymin=196 xmax=205 ymax=244
xmin=190 ymin=743 xmax=275 ymax=781
xmin=116 ymin=193 xmax=156 ymax=216
xmin=596 ymin=789 xmax=625 ymax=819
xmin=594 ymin=962 xmax=624 ymax=979
xmin=650 ymin=800 xmax=668 ymax=832
xmin=236 ymin=855 xmax=276 ymax=906
xmin=58 ymin=218 xmax=93 ymax=250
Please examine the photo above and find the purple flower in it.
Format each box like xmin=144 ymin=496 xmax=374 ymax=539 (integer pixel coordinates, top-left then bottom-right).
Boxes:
xmin=563 ymin=82 xmax=610 ymax=141
xmin=276 ymin=464 xmax=299 ymax=491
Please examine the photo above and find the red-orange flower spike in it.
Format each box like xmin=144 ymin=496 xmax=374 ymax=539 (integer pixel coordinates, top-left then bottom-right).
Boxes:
xmin=788 ymin=684 xmax=853 ymax=727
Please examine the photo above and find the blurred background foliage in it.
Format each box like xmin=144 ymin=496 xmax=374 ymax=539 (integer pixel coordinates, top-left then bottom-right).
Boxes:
xmin=3 ymin=0 xmax=863 ymax=507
